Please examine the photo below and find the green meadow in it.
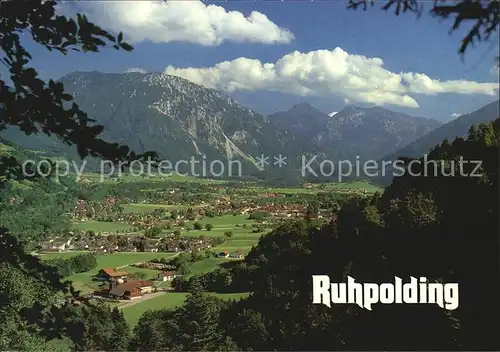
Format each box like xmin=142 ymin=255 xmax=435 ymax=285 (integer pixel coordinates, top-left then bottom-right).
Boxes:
xmin=182 ymin=214 xmax=268 ymax=253
xmin=191 ymin=214 xmax=255 ymax=226
xmin=183 ymin=257 xmax=235 ymax=276
xmin=80 ymin=172 xmax=229 ymax=184
xmin=121 ymin=292 xmax=251 ymax=327
xmin=322 ymin=180 xmax=382 ymax=192
xmin=40 ymin=252 xmax=177 ymax=294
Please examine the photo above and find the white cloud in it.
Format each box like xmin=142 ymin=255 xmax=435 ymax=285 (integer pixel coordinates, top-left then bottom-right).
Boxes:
xmin=60 ymin=1 xmax=293 ymax=46
xmin=124 ymin=67 xmax=147 ymax=74
xmin=165 ymin=47 xmax=499 ymax=108
xmin=328 ymin=111 xmax=338 ymax=117
xmin=450 ymin=112 xmax=462 ymax=118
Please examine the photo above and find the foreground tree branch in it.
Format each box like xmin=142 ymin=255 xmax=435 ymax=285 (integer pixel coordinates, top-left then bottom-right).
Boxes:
xmin=0 ymin=0 xmax=158 ymax=187
xmin=348 ymin=0 xmax=500 ymax=57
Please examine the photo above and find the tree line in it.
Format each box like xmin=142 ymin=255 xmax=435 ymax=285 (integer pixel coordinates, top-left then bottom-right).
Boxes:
xmin=45 ymin=253 xmax=98 ymax=277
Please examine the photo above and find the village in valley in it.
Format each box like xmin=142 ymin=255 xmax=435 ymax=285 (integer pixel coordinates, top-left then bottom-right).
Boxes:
xmin=35 ymin=173 xmax=379 ymax=325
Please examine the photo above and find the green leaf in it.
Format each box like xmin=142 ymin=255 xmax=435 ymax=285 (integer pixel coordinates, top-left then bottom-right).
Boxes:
xmin=119 ymin=42 xmax=133 ymax=51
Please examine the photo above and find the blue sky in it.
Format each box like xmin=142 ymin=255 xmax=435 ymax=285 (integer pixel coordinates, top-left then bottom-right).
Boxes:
xmin=14 ymin=1 xmax=500 ymax=121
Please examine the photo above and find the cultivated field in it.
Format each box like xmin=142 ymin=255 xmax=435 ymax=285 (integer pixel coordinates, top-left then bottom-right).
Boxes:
xmin=183 ymin=257 xmax=235 ymax=276
xmin=322 ymin=180 xmax=382 ymax=192
xmin=182 ymin=215 xmax=268 ymax=253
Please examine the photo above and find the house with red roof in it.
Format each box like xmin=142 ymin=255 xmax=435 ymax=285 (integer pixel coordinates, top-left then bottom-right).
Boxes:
xmin=217 ymin=250 xmax=229 ymax=258
xmin=108 ymin=280 xmax=154 ymax=300
xmin=157 ymin=271 xmax=177 ymax=282
xmin=98 ymin=268 xmax=130 ymax=286
xmin=229 ymin=249 xmax=244 ymax=259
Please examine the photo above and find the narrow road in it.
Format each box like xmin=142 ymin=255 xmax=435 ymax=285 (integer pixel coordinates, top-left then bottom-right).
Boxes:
xmin=117 ymin=290 xmax=168 ymax=310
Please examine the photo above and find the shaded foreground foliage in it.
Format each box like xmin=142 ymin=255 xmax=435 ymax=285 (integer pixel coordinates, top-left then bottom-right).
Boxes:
xmin=0 ymin=0 xmax=156 ymax=188
xmin=0 ymin=229 xmax=130 ymax=350
xmin=45 ymin=253 xmax=97 ymax=277
xmin=0 ymin=0 xmax=141 ymax=349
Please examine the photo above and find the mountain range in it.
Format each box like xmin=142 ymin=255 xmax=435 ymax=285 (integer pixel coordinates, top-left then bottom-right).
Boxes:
xmin=382 ymin=100 xmax=499 ymax=162
xmin=1 ymin=71 xmax=497 ymax=182
xmin=268 ymin=103 xmax=441 ymax=161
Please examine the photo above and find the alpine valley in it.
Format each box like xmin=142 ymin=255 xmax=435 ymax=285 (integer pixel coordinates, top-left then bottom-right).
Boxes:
xmin=1 ymin=71 xmax=497 ymax=182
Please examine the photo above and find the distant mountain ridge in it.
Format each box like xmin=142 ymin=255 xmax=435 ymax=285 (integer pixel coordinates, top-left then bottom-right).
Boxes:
xmin=374 ymin=100 xmax=499 ymax=185
xmin=382 ymin=100 xmax=499 ymax=162
xmin=6 ymin=70 xmax=493 ymax=183
xmin=269 ymin=103 xmax=330 ymax=141
xmin=2 ymin=71 xmax=298 ymax=176
xmin=269 ymin=103 xmax=441 ymax=161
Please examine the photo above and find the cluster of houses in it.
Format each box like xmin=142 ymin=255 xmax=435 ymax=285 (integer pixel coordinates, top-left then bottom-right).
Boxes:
xmin=74 ymin=199 xmax=171 ymax=229
xmin=157 ymin=271 xmax=178 ymax=282
xmin=54 ymin=233 xmax=139 ymax=253
xmin=95 ymin=267 xmax=178 ymax=300
xmin=40 ymin=237 xmax=74 ymax=252
xmin=120 ymin=212 xmax=171 ymax=229
xmin=74 ymin=197 xmax=213 ymax=229
xmin=133 ymin=261 xmax=176 ymax=270
xmin=330 ymin=188 xmax=370 ymax=196
xmin=40 ymin=231 xmax=224 ymax=254
xmin=73 ymin=196 xmax=121 ymax=222
xmin=156 ymin=235 xmax=224 ymax=252
xmin=257 ymin=193 xmax=286 ymax=198
xmin=238 ymin=204 xmax=309 ymax=218
xmin=71 ymin=186 xmax=337 ymax=231
xmin=193 ymin=197 xmax=312 ymax=219
xmin=207 ymin=199 xmax=335 ymax=219
xmin=128 ymin=188 xmax=209 ymax=206
xmin=95 ymin=268 xmax=154 ymax=300
xmin=217 ymin=249 xmax=244 ymax=259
